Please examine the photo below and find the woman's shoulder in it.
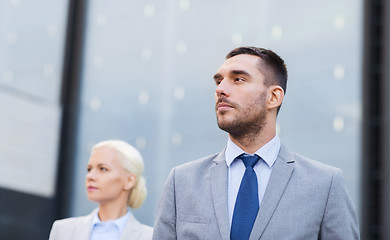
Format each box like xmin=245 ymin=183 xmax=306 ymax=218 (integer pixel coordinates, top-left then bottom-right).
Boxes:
xmin=139 ymin=222 xmax=153 ymax=233
xmin=133 ymin=223 xmax=153 ymax=240
xmin=122 ymin=213 xmax=153 ymax=239
xmin=49 ymin=210 xmax=96 ymax=240
xmin=55 ymin=209 xmax=96 ymax=224
xmin=53 ymin=215 xmax=90 ymax=226
xmin=51 ymin=209 xmax=96 ymax=232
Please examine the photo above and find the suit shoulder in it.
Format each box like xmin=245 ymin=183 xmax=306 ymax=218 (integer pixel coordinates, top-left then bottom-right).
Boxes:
xmin=293 ymin=152 xmax=339 ymax=171
xmin=175 ymin=152 xmax=219 ymax=170
xmin=169 ymin=152 xmax=221 ymax=179
xmin=279 ymin=144 xmax=339 ymax=172
xmin=287 ymin=151 xmax=343 ymax=183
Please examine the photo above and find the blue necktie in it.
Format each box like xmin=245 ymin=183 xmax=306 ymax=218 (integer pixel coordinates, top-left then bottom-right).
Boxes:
xmin=231 ymin=154 xmax=260 ymax=240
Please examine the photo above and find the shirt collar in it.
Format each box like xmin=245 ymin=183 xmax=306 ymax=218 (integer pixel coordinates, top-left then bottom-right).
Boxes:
xmin=225 ymin=134 xmax=281 ymax=168
xmin=92 ymin=208 xmax=131 ymax=233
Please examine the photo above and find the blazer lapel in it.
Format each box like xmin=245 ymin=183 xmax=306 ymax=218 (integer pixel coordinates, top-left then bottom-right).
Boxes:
xmin=75 ymin=209 xmax=97 ymax=239
xmin=249 ymin=144 xmax=294 ymax=240
xmin=210 ymin=150 xmax=230 ymax=240
xmin=121 ymin=212 xmax=141 ymax=240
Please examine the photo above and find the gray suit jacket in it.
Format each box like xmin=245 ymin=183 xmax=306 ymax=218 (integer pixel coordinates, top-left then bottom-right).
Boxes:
xmin=49 ymin=208 xmax=153 ymax=240
xmin=152 ymin=144 xmax=360 ymax=240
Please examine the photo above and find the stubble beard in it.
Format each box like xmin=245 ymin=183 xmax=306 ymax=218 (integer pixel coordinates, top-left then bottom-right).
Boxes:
xmin=216 ymin=93 xmax=267 ymax=142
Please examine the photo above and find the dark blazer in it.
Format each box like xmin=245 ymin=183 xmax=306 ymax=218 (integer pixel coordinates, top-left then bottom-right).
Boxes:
xmin=49 ymin=208 xmax=153 ymax=240
xmin=152 ymin=144 xmax=360 ymax=240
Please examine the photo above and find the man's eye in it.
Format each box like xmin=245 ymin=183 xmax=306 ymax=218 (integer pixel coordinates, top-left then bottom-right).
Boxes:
xmin=100 ymin=167 xmax=108 ymax=171
xmin=235 ymin=78 xmax=244 ymax=82
xmin=87 ymin=168 xmax=91 ymax=172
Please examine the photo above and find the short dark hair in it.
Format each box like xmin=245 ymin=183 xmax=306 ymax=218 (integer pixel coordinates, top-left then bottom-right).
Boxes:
xmin=226 ymin=46 xmax=288 ymax=94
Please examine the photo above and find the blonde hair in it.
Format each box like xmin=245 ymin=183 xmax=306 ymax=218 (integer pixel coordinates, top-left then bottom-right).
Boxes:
xmin=92 ymin=140 xmax=147 ymax=208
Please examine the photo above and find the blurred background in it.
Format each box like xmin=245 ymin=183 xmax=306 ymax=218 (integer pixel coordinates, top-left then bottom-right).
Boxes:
xmin=1 ymin=0 xmax=388 ymax=239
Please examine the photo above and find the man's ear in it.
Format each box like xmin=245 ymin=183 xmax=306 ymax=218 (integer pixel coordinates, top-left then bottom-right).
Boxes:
xmin=267 ymin=85 xmax=284 ymax=110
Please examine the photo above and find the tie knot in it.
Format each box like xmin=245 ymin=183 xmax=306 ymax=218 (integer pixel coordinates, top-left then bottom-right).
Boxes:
xmin=238 ymin=154 xmax=260 ymax=168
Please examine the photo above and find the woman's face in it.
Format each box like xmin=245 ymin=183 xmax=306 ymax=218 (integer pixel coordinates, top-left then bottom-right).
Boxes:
xmin=85 ymin=147 xmax=135 ymax=205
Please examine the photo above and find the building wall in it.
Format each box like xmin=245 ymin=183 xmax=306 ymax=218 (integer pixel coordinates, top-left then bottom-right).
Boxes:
xmin=0 ymin=0 xmax=68 ymax=238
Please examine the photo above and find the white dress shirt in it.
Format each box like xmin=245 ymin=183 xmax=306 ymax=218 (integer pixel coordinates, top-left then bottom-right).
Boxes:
xmin=226 ymin=134 xmax=281 ymax=226
xmin=90 ymin=209 xmax=131 ymax=240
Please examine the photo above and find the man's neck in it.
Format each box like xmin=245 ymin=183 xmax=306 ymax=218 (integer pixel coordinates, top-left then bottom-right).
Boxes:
xmin=229 ymin=128 xmax=276 ymax=154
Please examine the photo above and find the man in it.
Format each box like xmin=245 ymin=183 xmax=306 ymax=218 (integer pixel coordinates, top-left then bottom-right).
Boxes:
xmin=152 ymin=46 xmax=360 ymax=239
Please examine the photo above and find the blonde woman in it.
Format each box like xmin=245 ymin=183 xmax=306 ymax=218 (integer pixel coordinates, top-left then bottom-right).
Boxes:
xmin=49 ymin=140 xmax=152 ymax=240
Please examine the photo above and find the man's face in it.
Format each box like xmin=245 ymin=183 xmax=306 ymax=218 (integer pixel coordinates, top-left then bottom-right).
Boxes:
xmin=213 ymin=54 xmax=269 ymax=137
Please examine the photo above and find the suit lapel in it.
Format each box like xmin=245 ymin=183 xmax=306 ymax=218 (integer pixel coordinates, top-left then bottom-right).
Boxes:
xmin=210 ymin=150 xmax=230 ymax=240
xmin=249 ymin=144 xmax=294 ymax=240
xmin=75 ymin=209 xmax=97 ymax=239
xmin=121 ymin=212 xmax=141 ymax=240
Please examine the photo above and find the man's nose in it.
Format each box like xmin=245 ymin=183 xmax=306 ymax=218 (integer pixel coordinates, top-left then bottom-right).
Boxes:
xmin=215 ymin=80 xmax=229 ymax=97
